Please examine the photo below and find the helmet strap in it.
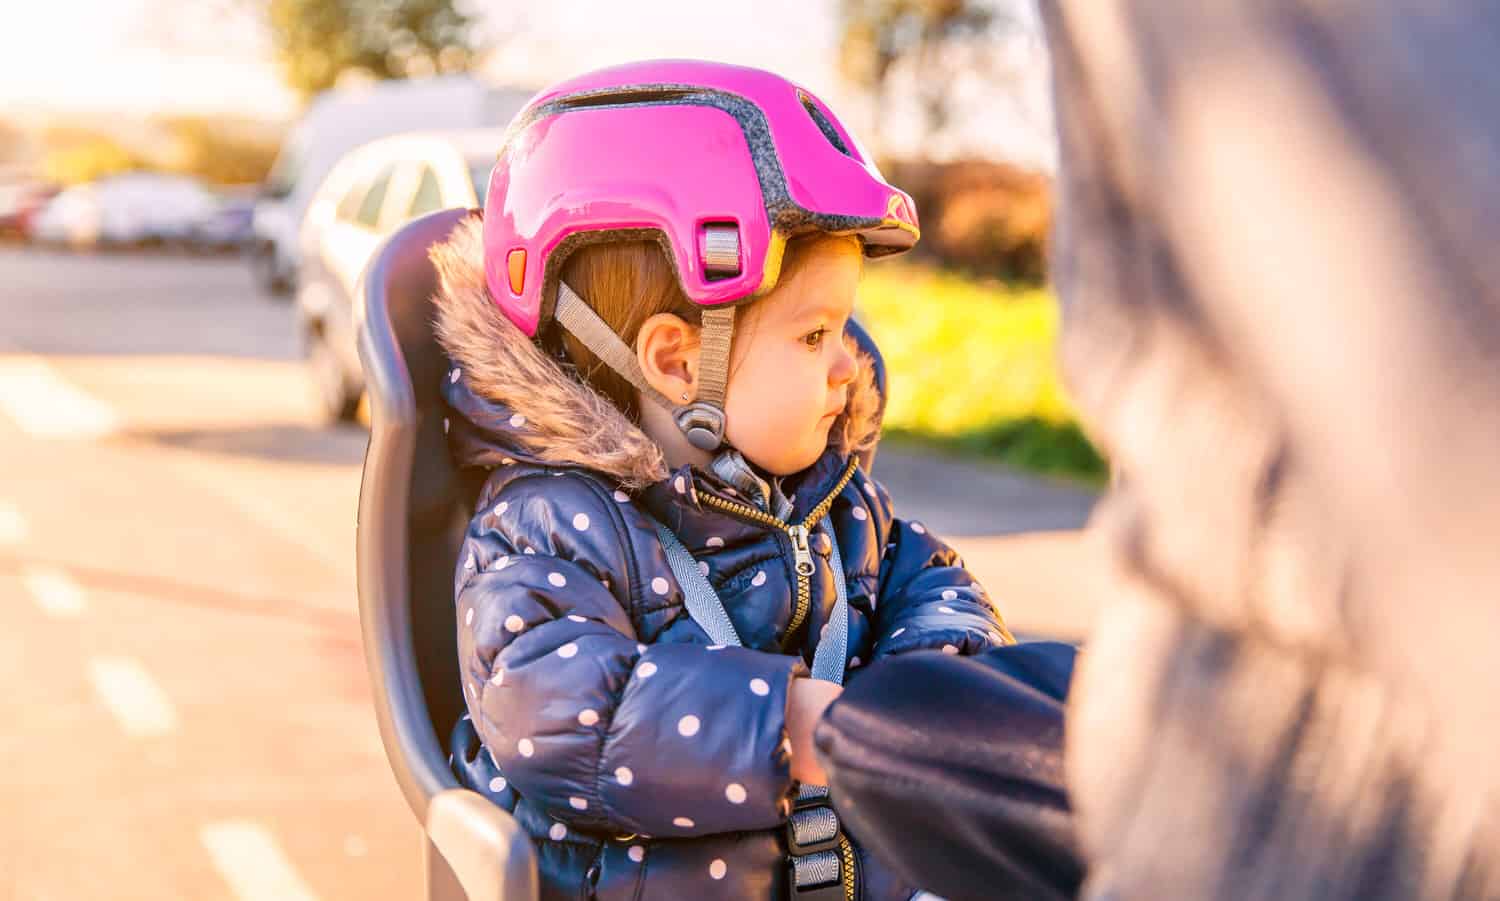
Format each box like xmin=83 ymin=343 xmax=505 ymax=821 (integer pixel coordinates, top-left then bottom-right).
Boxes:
xmin=554 ymin=280 xmax=735 ymax=451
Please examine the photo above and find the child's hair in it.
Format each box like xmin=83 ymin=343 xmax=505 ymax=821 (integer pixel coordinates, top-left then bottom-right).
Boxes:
xmin=557 ymin=233 xmax=859 ymax=421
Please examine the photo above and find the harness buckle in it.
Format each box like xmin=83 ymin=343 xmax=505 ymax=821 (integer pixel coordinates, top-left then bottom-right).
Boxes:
xmin=785 ymin=803 xmax=842 ymax=856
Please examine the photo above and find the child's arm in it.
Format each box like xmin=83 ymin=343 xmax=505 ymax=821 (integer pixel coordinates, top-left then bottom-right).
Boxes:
xmin=856 ymin=474 xmax=1015 ymax=660
xmin=456 ymin=474 xmax=805 ymax=839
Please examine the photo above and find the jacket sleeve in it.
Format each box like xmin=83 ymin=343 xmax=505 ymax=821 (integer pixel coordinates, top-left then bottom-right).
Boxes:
xmin=815 ymin=642 xmax=1084 ymax=901
xmin=455 ymin=473 xmax=803 ymax=839
xmin=862 ymin=476 xmax=1015 ymax=659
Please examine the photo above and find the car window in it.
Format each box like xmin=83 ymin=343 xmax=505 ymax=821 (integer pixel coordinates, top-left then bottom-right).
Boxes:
xmin=407 ymin=166 xmax=444 ymax=218
xmin=335 ymin=178 xmax=366 ymax=222
xmin=355 ymin=164 xmax=396 ymax=229
xmin=470 ymin=162 xmax=492 ymax=208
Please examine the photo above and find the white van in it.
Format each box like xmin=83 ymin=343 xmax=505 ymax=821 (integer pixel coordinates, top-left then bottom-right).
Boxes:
xmin=250 ymin=75 xmax=529 ymax=296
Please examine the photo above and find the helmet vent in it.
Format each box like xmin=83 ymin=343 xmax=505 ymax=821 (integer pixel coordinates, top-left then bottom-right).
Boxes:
xmin=798 ymin=92 xmax=853 ymax=157
xmin=554 ymin=88 xmax=698 ymax=112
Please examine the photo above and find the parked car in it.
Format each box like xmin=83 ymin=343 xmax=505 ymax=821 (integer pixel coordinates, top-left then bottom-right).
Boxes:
xmin=252 ymin=75 xmax=528 ymax=298
xmin=297 ymin=128 xmax=502 ymax=423
xmin=0 ymin=181 xmax=60 ymax=240
xmin=29 ymin=173 xmax=218 ymax=248
xmin=187 ymin=193 xmax=256 ymax=253
xmin=29 ymin=183 xmax=101 ymax=247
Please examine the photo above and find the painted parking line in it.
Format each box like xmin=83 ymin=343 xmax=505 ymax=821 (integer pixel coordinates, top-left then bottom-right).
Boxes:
xmin=86 ymin=657 xmax=179 ymax=739
xmin=0 ymin=356 xmax=118 ymax=439
xmin=200 ymin=821 xmax=321 ymax=901
xmin=21 ymin=564 xmax=87 ymax=617
xmin=0 ymin=501 xmax=24 ymax=544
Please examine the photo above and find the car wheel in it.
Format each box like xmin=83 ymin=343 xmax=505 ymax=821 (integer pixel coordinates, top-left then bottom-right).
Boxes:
xmin=249 ymin=241 xmax=293 ymax=299
xmin=305 ymin=327 xmax=361 ymax=424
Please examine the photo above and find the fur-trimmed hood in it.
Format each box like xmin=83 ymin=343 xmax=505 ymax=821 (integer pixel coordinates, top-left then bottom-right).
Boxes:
xmin=428 ymin=213 xmax=882 ymax=490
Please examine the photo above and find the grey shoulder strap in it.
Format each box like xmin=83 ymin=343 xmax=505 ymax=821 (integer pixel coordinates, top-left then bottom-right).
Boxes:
xmin=653 ymin=523 xmax=744 ymax=648
xmin=650 ymin=517 xmax=849 ymax=687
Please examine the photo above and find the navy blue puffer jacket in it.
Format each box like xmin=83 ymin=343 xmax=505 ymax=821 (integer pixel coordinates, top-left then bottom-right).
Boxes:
xmin=430 ymin=216 xmax=1013 ymax=900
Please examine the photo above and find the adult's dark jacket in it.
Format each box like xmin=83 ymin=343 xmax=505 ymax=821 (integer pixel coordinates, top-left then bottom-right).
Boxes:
xmin=816 ymin=641 xmax=1083 ymax=901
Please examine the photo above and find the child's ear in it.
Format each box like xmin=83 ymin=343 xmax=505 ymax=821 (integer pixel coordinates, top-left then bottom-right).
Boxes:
xmin=637 ymin=313 xmax=702 ymax=402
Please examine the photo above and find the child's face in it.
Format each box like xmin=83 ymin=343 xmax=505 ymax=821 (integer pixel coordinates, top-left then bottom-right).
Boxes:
xmin=723 ymin=239 xmax=862 ymax=475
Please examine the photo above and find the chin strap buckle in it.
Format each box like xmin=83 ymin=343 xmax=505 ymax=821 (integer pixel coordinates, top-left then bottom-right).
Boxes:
xmin=675 ymin=402 xmax=726 ymax=451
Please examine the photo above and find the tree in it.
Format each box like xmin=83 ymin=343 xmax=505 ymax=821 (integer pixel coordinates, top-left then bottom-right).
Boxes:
xmin=837 ymin=0 xmax=1020 ymax=157
xmin=156 ymin=116 xmax=283 ymax=186
xmin=266 ymin=0 xmax=480 ymax=100
xmin=38 ymin=127 xmax=145 ymax=185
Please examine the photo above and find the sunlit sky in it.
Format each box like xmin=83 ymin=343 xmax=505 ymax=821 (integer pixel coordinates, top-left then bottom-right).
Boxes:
xmin=0 ymin=0 xmax=1053 ymax=167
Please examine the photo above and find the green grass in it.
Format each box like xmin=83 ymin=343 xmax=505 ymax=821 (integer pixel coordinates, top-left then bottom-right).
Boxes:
xmin=857 ymin=261 xmax=1106 ymax=484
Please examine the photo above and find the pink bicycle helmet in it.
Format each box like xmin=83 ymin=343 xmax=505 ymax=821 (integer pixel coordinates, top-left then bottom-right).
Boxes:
xmin=478 ymin=59 xmax=919 ymax=450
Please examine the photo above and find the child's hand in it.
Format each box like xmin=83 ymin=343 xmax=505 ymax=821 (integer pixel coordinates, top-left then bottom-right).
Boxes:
xmin=787 ymin=677 xmax=844 ymax=785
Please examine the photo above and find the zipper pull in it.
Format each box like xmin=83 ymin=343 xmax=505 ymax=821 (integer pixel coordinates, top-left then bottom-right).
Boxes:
xmin=788 ymin=524 xmax=815 ymax=576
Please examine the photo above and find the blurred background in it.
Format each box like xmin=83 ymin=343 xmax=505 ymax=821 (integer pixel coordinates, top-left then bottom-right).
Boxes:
xmin=1 ymin=2 xmax=1104 ymax=898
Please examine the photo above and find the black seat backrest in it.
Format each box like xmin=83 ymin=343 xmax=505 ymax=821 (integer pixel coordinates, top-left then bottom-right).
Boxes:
xmin=357 ymin=208 xmax=478 ymax=821
xmin=356 ymin=208 xmax=888 ymax=822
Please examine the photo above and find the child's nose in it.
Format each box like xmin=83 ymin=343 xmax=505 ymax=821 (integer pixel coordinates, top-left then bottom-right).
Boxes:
xmin=830 ymin=340 xmax=858 ymax=387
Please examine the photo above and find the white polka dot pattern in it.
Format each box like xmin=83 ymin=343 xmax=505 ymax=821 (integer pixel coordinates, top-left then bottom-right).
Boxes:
xmin=504 ymin=615 xmax=526 ymax=633
xmin=578 ymin=709 xmax=599 ymax=726
xmin=725 ymin=783 xmax=746 ymax=804
xmin=549 ymin=823 xmax=567 ymax=840
xmin=489 ymin=776 xmax=507 ymax=793
xmin=637 ymin=662 xmax=658 ymax=679
xmin=572 ymin=513 xmax=590 ymax=531
xmin=710 ymin=859 xmax=727 ymax=880
xmin=548 ymin=572 xmax=567 ymax=588
xmin=749 ymin=678 xmax=770 ymax=696
xmin=673 ymin=817 xmax=695 ymax=829
xmin=677 ymin=715 xmax=700 ymax=737
xmin=518 ymin=738 xmax=535 ymax=757
xmin=628 ymin=845 xmax=645 ymax=863
xmin=651 ymin=577 xmax=670 ymax=596
xmin=569 ymin=796 xmax=588 ymax=810
xmin=557 ymin=643 xmax=578 ymax=659
xmin=615 ymin=766 xmax=634 ymax=786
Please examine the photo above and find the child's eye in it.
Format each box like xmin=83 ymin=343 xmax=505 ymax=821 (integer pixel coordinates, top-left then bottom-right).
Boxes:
xmin=802 ymin=328 xmax=827 ymax=349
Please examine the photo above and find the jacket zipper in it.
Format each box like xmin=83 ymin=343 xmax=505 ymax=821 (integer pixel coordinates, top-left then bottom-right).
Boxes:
xmin=699 ymin=459 xmax=861 ymax=899
xmin=838 ymin=835 xmax=859 ymax=901
xmin=696 ymin=458 xmax=859 ymax=648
